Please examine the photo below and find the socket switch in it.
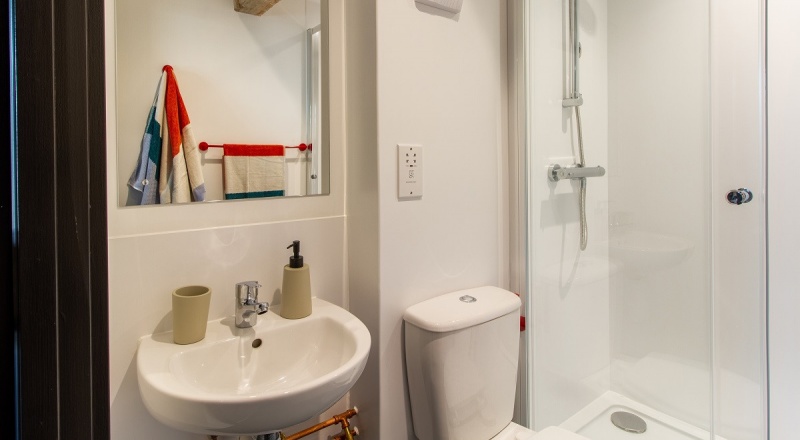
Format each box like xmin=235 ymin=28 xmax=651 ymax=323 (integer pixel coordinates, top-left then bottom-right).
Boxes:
xmin=398 ymin=144 xmax=423 ymax=199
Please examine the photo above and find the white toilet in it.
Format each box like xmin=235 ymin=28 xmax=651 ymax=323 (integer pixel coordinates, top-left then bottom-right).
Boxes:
xmin=403 ymin=286 xmax=590 ymax=440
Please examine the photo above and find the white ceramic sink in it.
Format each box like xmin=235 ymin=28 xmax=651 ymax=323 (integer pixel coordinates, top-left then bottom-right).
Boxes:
xmin=137 ymin=298 xmax=371 ymax=436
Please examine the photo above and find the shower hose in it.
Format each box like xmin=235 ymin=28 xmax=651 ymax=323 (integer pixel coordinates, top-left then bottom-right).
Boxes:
xmin=575 ymin=105 xmax=588 ymax=251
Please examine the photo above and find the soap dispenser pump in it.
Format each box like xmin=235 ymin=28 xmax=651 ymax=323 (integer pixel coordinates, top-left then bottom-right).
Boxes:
xmin=280 ymin=240 xmax=312 ymax=319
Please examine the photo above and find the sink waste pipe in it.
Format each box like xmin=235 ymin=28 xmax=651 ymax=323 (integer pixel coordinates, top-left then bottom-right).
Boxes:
xmin=206 ymin=407 xmax=359 ymax=440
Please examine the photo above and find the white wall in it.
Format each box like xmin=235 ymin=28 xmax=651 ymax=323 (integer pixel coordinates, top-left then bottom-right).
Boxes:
xmin=343 ymin=0 xmax=381 ymax=436
xmin=527 ymin=0 xmax=611 ymax=429
xmin=374 ymin=1 xmax=509 ymax=437
xmin=105 ymin=0 xmax=350 ymax=438
xmin=768 ymin=1 xmax=800 ymax=438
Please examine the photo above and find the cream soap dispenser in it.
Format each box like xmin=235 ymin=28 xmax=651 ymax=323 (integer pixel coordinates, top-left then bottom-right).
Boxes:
xmin=280 ymin=240 xmax=312 ymax=319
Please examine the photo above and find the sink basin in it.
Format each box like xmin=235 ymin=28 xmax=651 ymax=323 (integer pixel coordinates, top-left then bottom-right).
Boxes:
xmin=137 ymin=298 xmax=371 ymax=436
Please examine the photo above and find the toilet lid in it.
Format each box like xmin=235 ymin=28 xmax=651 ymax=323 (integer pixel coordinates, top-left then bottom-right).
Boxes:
xmin=404 ymin=286 xmax=521 ymax=332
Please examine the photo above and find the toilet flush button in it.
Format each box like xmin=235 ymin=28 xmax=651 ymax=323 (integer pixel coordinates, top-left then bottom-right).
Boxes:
xmin=459 ymin=295 xmax=477 ymax=303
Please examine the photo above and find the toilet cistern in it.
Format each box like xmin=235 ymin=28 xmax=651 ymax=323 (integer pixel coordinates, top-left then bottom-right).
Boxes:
xmin=235 ymin=281 xmax=268 ymax=328
xmin=404 ymin=286 xmax=525 ymax=440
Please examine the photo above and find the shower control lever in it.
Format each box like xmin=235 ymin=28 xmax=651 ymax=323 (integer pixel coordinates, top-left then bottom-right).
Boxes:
xmin=727 ymin=188 xmax=753 ymax=205
xmin=548 ymin=164 xmax=606 ymax=182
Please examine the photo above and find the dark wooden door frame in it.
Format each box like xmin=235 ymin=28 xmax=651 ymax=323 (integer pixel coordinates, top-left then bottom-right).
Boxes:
xmin=9 ymin=0 xmax=110 ymax=438
xmin=2 ymin=0 xmax=16 ymax=436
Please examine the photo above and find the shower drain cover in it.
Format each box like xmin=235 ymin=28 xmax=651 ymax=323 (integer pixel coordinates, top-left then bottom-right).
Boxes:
xmin=610 ymin=411 xmax=647 ymax=434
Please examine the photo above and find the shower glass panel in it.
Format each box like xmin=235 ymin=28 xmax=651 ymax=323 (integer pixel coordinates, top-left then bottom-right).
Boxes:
xmin=522 ymin=1 xmax=766 ymax=439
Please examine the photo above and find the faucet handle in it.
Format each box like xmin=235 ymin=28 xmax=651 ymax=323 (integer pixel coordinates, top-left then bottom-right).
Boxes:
xmin=237 ymin=280 xmax=261 ymax=290
xmin=236 ymin=281 xmax=262 ymax=303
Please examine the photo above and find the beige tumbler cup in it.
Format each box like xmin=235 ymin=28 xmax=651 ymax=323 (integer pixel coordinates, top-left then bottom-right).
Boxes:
xmin=172 ymin=285 xmax=211 ymax=344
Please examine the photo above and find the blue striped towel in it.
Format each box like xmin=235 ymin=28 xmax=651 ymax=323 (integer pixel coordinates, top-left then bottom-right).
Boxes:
xmin=127 ymin=71 xmax=167 ymax=205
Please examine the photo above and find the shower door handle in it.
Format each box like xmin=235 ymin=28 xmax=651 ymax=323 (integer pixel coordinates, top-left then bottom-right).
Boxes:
xmin=727 ymin=188 xmax=753 ymax=205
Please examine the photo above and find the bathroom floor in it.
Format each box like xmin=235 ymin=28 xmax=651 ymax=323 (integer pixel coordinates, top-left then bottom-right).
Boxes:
xmin=560 ymin=392 xmax=721 ymax=440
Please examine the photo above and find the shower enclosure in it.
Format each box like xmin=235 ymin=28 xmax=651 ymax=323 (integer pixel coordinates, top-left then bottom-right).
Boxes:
xmin=513 ymin=1 xmax=768 ymax=439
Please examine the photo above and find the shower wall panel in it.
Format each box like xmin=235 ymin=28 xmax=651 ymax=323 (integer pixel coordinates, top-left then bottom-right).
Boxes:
xmin=527 ymin=0 xmax=611 ymax=429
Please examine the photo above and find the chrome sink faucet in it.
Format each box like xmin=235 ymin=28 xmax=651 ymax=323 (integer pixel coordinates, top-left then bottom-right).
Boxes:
xmin=235 ymin=281 xmax=269 ymax=328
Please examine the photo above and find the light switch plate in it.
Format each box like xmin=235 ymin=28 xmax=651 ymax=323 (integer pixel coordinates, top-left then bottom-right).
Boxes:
xmin=398 ymin=145 xmax=423 ymax=200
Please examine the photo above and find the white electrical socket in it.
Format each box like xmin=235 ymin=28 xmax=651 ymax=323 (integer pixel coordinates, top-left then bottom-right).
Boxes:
xmin=398 ymin=144 xmax=423 ymax=199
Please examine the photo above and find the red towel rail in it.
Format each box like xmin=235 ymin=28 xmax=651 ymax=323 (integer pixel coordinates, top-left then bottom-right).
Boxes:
xmin=199 ymin=142 xmax=311 ymax=152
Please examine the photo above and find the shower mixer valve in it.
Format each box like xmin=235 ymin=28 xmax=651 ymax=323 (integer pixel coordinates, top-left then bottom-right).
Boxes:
xmin=548 ymin=163 xmax=606 ymax=182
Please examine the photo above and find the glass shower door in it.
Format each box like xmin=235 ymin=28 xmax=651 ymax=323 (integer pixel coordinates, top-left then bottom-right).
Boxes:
xmin=520 ymin=0 xmax=767 ymax=439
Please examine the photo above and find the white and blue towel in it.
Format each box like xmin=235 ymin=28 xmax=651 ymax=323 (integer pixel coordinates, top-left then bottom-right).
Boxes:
xmin=128 ymin=66 xmax=205 ymax=205
xmin=127 ymin=71 xmax=167 ymax=205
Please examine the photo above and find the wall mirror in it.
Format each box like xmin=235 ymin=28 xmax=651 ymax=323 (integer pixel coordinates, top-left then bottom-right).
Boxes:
xmin=115 ymin=0 xmax=328 ymax=207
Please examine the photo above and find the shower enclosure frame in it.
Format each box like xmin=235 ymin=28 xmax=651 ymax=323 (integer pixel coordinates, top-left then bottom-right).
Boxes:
xmin=507 ymin=0 xmax=769 ymax=438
